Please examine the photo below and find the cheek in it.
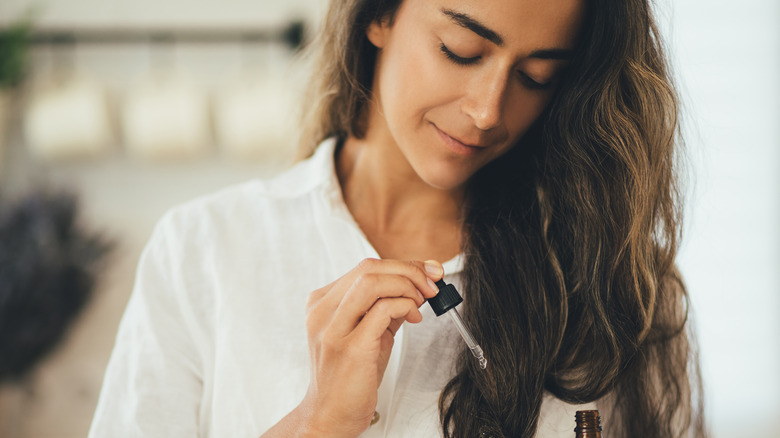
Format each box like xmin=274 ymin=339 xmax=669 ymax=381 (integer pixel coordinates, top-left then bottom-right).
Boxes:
xmin=380 ymin=36 xmax=455 ymax=130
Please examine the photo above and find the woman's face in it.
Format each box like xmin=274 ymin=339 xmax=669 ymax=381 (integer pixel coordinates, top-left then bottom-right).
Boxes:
xmin=365 ymin=0 xmax=584 ymax=190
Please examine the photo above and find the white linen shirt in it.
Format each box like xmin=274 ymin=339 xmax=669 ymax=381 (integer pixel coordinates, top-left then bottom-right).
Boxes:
xmin=88 ymin=138 xmax=597 ymax=438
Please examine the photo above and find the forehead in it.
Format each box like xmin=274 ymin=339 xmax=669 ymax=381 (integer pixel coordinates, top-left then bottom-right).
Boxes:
xmin=403 ymin=0 xmax=585 ymax=51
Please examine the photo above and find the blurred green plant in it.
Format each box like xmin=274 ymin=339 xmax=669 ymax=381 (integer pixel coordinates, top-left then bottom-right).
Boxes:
xmin=0 ymin=20 xmax=32 ymax=89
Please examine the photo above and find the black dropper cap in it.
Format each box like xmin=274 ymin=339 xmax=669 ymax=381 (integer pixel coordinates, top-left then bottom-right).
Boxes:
xmin=428 ymin=279 xmax=463 ymax=316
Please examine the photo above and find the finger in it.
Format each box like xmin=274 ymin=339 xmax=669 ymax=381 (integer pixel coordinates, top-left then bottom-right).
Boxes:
xmin=422 ymin=259 xmax=444 ymax=283
xmin=317 ymin=259 xmax=440 ymax=316
xmin=386 ymin=317 xmax=405 ymax=336
xmin=330 ymin=273 xmax=425 ymax=336
xmin=351 ymin=297 xmax=422 ymax=345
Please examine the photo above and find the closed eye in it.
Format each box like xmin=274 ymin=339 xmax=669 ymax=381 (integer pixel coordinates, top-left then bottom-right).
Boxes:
xmin=440 ymin=43 xmax=480 ymax=65
xmin=442 ymin=43 xmax=554 ymax=91
xmin=518 ymin=72 xmax=552 ymax=90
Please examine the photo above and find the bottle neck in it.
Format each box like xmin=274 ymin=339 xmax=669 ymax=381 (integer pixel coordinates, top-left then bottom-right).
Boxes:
xmin=574 ymin=410 xmax=602 ymax=438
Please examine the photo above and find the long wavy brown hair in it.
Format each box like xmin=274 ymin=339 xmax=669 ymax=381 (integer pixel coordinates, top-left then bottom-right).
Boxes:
xmin=299 ymin=0 xmax=707 ymax=436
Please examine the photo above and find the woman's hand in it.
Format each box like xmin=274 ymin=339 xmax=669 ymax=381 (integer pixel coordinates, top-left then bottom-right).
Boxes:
xmin=297 ymin=258 xmax=443 ymax=437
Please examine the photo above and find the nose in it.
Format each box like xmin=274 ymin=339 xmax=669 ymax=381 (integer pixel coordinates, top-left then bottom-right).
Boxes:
xmin=461 ymin=67 xmax=508 ymax=131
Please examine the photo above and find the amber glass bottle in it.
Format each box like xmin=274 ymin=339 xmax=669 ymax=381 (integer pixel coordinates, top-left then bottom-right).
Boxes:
xmin=574 ymin=410 xmax=602 ymax=438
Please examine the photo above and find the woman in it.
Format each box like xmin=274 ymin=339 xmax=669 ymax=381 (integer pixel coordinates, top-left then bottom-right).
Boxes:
xmin=89 ymin=0 xmax=706 ymax=437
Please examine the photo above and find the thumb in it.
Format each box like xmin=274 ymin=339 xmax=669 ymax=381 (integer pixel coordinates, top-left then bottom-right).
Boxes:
xmin=423 ymin=259 xmax=444 ymax=282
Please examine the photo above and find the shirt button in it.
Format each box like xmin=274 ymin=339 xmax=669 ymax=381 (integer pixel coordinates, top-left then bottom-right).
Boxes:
xmin=370 ymin=411 xmax=380 ymax=425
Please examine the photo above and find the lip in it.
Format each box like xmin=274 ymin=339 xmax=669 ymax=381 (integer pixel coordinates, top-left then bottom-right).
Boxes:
xmin=431 ymin=123 xmax=486 ymax=156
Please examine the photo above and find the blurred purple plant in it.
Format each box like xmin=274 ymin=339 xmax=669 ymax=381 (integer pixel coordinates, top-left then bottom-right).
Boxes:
xmin=0 ymin=191 xmax=112 ymax=382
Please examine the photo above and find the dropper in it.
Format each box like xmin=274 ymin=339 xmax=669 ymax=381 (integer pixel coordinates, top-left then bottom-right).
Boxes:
xmin=428 ymin=279 xmax=488 ymax=370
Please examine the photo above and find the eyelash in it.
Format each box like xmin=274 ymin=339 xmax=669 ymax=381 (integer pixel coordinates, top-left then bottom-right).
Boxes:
xmin=439 ymin=43 xmax=552 ymax=91
xmin=440 ymin=43 xmax=480 ymax=65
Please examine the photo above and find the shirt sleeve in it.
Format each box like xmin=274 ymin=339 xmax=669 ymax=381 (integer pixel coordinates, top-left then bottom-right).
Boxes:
xmin=89 ymin=210 xmax=205 ymax=437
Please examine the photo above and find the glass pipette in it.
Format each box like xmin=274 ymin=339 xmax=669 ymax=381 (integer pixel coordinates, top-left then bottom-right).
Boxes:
xmin=428 ymin=279 xmax=488 ymax=370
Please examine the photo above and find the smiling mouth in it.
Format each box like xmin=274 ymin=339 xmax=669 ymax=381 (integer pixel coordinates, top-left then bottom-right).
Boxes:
xmin=431 ymin=123 xmax=488 ymax=154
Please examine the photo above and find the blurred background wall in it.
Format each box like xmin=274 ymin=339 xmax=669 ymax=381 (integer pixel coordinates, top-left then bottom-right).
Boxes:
xmin=661 ymin=0 xmax=780 ymax=436
xmin=0 ymin=0 xmax=777 ymax=437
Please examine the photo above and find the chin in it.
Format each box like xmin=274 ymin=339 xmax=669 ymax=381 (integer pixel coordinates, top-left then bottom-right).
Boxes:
xmin=415 ymin=163 xmax=474 ymax=192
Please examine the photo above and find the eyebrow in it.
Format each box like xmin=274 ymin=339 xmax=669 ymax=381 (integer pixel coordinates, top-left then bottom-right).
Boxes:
xmin=441 ymin=8 xmax=574 ymax=60
xmin=442 ymin=8 xmax=504 ymax=46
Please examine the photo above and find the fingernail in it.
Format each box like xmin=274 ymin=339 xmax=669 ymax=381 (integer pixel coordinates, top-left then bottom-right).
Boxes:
xmin=427 ymin=277 xmax=439 ymax=295
xmin=417 ymin=289 xmax=425 ymax=302
xmin=424 ymin=260 xmax=443 ymax=277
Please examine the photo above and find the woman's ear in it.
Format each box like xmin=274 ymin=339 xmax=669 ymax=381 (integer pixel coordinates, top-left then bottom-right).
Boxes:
xmin=366 ymin=18 xmax=391 ymax=49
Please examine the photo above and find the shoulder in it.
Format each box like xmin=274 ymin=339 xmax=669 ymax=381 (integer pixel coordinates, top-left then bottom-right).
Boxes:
xmin=155 ymin=137 xmax=339 ymax=242
xmin=134 ymin=139 xmax=340 ymax=322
